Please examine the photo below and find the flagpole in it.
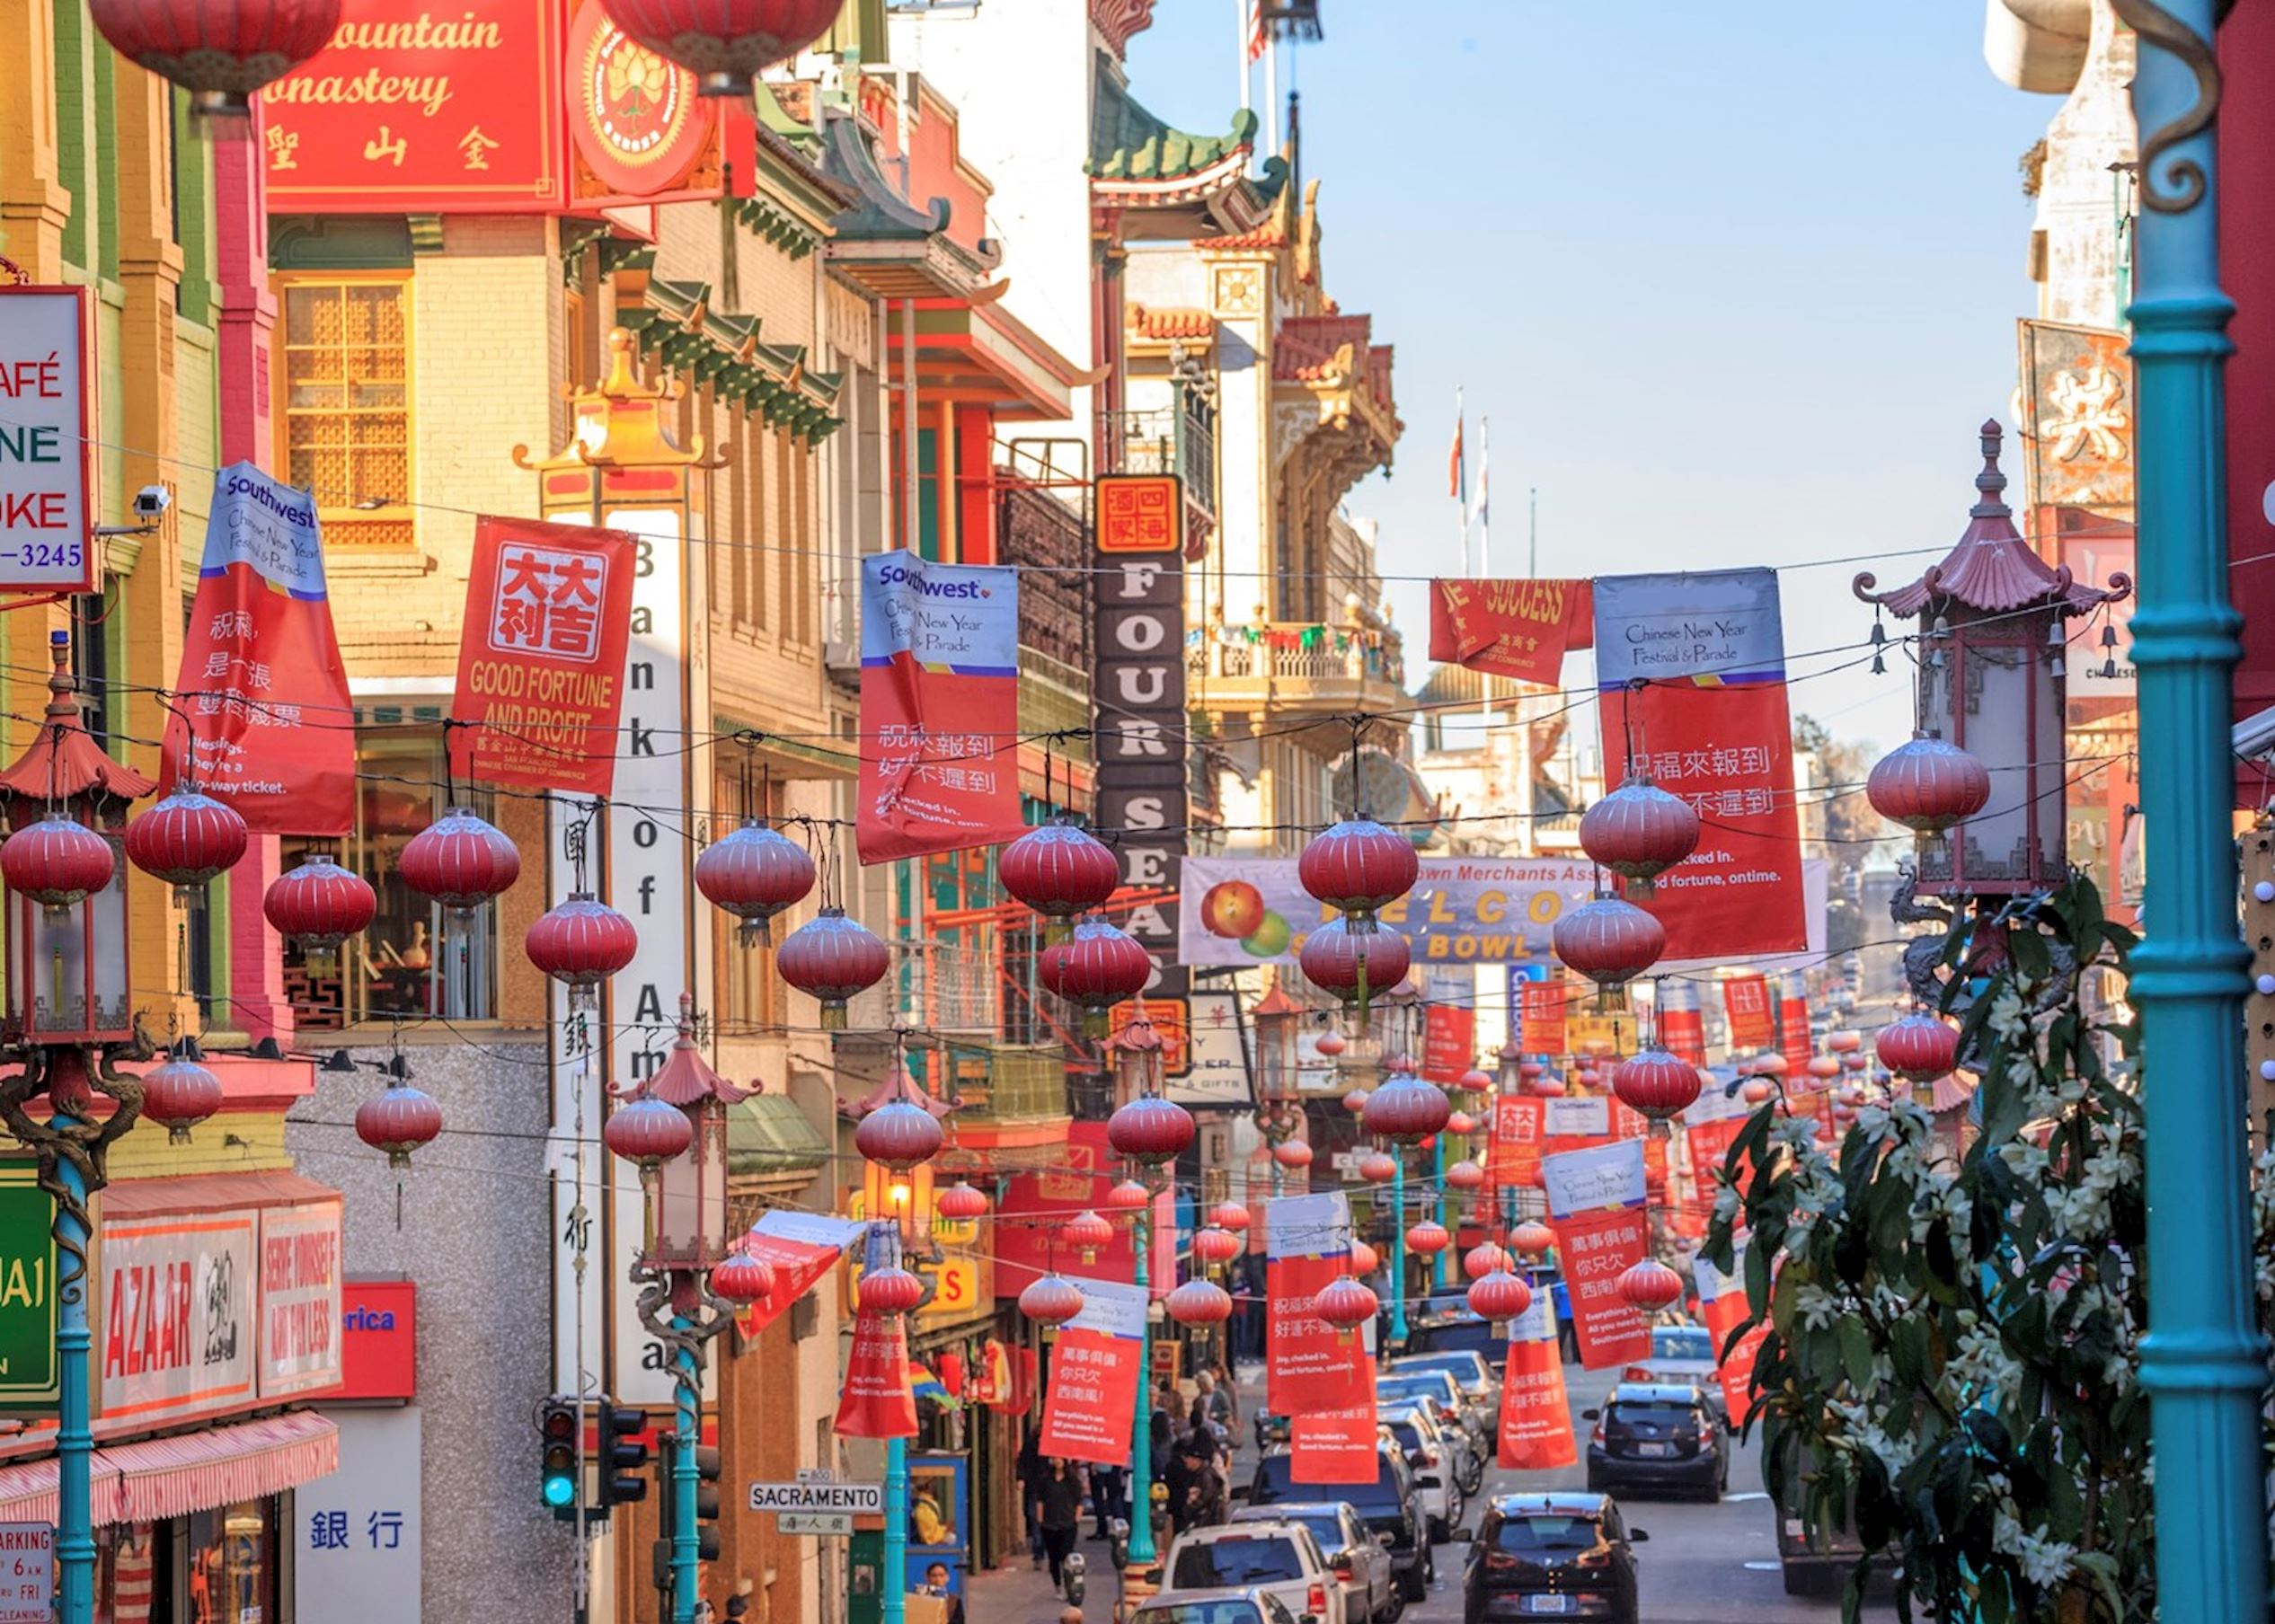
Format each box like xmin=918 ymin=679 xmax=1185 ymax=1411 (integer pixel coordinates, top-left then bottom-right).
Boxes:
xmin=1477 ymin=417 xmax=1491 ymax=578
xmin=1235 ymin=0 xmax=1250 ymax=126
xmin=1453 ymin=387 xmax=1467 ymax=579
xmin=1528 ymin=487 xmax=1538 ymax=578
xmin=1263 ymin=29 xmax=1279 ymax=159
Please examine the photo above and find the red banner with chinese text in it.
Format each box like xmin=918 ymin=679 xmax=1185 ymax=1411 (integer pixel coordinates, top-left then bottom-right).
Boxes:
xmin=1519 ymin=978 xmax=1569 ymax=1056
xmin=733 ymin=1212 xmax=864 ymax=1337
xmin=448 ymin=516 xmax=635 ymax=795
xmin=993 ymin=1123 xmax=1168 ymax=1296
xmin=1695 ymin=1249 xmax=1769 ymax=1425
xmin=1037 ymin=1278 xmax=1146 ymax=1466
xmin=1422 ymin=1005 xmax=1476 ymax=1086
xmin=834 ymin=1312 xmax=917 ymax=1437
xmin=1267 ymin=1194 xmax=1371 ymax=1416
xmin=1660 ymin=1003 xmax=1707 ymax=1067
xmin=1488 ymin=1095 xmax=1544 ymax=1189
xmin=1543 ymin=1139 xmax=1652 ymax=1372
xmin=1721 ymin=973 xmax=1775 ymax=1051
xmin=1498 ymin=1296 xmax=1578 ymax=1470
xmin=1429 ymin=579 xmax=1595 ymax=685
xmin=1778 ymin=989 xmax=1813 ymax=1074
xmin=1290 ymin=1402 xmax=1379 ymax=1484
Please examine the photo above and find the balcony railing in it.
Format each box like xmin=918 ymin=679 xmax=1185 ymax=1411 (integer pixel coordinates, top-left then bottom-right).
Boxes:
xmin=844 ymin=933 xmax=1002 ymax=1033
xmin=1103 ymin=393 xmax=1217 ymax=524
xmin=1188 ymin=622 xmax=1406 ymax=690
xmin=956 ymin=1045 xmax=1069 ymax=1120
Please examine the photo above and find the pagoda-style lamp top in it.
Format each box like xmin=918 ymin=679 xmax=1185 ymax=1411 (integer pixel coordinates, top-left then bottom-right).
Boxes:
xmin=1251 ymin=980 xmax=1305 ymax=1102
xmin=626 ymin=994 xmax=746 ymax=1270
xmin=1105 ymin=1007 xmax=1166 ymax=1101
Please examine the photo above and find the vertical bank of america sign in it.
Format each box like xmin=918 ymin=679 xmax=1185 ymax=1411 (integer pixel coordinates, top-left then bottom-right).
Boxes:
xmin=1093 ymin=475 xmax=1188 ymax=1058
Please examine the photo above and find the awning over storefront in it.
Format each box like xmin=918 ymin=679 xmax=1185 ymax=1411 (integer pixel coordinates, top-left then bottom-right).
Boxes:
xmin=0 ymin=1410 xmax=338 ymax=1527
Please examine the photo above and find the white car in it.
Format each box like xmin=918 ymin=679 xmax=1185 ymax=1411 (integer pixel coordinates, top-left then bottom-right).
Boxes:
xmin=1388 ymin=1348 xmax=1500 ymax=1414
xmin=1378 ymin=1404 xmax=1464 ymax=1541
xmin=1229 ymin=1500 xmax=1399 ymax=1624
xmin=1163 ymin=1520 xmax=1347 ymax=1624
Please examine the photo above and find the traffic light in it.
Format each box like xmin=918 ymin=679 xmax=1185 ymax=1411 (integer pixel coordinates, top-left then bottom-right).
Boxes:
xmin=537 ymin=1398 xmax=578 ymax=1514
xmin=691 ymin=1441 xmax=722 ymax=1562
xmin=596 ymin=1399 xmax=651 ymax=1513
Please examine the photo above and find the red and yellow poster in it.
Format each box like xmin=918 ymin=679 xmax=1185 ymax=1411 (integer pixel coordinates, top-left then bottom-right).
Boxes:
xmin=1498 ymin=1294 xmax=1577 ymax=1470
xmin=449 ymin=516 xmax=636 ymax=794
xmin=1037 ymin=1278 xmax=1148 ymax=1467
xmin=1290 ymin=1403 xmax=1379 ymax=1485
xmin=834 ymin=1311 xmax=916 ymax=1438
xmin=1488 ymin=1095 xmax=1544 ymax=1189
xmin=1266 ymin=1193 xmax=1372 ymax=1416
xmin=165 ymin=463 xmax=355 ymax=834
xmin=1721 ymin=973 xmax=1775 ymax=1051
xmin=1429 ymin=578 xmax=1595 ymax=686
xmin=1519 ymin=978 xmax=1569 ymax=1056
xmin=1543 ymin=1139 xmax=1652 ymax=1372
xmin=1421 ymin=1004 xmax=1476 ymax=1085
xmin=855 ymin=549 xmax=1025 ymax=863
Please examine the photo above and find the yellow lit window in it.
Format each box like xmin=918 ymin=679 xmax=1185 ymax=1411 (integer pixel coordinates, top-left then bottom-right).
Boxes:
xmin=278 ymin=278 xmax=413 ymax=546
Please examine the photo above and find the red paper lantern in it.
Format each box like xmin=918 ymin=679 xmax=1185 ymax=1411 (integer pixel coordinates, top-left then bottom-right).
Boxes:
xmin=525 ymin=894 xmax=638 ymax=997
xmin=1579 ymin=778 xmax=1701 ymax=896
xmin=1518 ymin=1060 xmax=1545 ymax=1081
xmin=1108 ymin=1093 xmax=1195 ymax=1168
xmin=1610 ymin=1048 xmax=1701 ymax=1126
xmin=1616 ymin=1258 xmax=1686 ymax=1313
xmin=357 ymin=1083 xmax=444 ymax=1170
xmin=1463 ymin=1242 xmax=1512 ymax=1280
xmin=1466 ymin=1269 xmax=1531 ymax=1322
xmin=1167 ymin=1277 xmax=1235 ymax=1326
xmin=1405 ymin=1220 xmax=1450 ymax=1256
xmin=1445 ymin=1110 xmax=1476 ymax=1137
xmin=1350 ymin=1240 xmax=1379 ymax=1275
xmin=1311 ymin=1276 xmax=1378 ymax=1337
xmin=695 ymin=818 xmax=815 ymax=948
xmin=398 ymin=808 xmax=520 ymax=914
xmin=936 ymin=1181 xmax=990 ymax=1221
xmin=1456 ymin=1068 xmax=1494 ymax=1096
xmin=85 ymin=0 xmax=341 ymax=117
xmin=1065 ymin=1209 xmax=1116 ymax=1262
xmin=858 ymin=1266 xmax=925 ymax=1318
xmin=1529 ymin=1072 xmax=1566 ymax=1098
xmin=1806 ymin=1055 xmax=1843 ymax=1081
xmin=1844 ymin=1052 xmax=1871 ymax=1072
xmin=1828 ymin=1029 xmax=1864 ymax=1054
xmin=604 ymin=1095 xmax=692 ymax=1169
xmin=141 ymin=1052 xmax=224 ymax=1144
xmin=595 ymin=0 xmax=840 ymax=95
xmin=1 ymin=813 xmax=114 ymax=921
xmin=1297 ymin=817 xmax=1420 ymax=926
xmin=1358 ymin=1151 xmax=1398 ymax=1184
xmin=1510 ymin=1222 xmax=1556 ymax=1256
xmin=1038 ymin=918 xmax=1152 ymax=1036
xmin=1104 ymin=1178 xmax=1153 ymax=1214
xmin=1298 ymin=918 xmax=1412 ymax=1022
xmin=1314 ymin=1030 xmax=1348 ymax=1058
xmin=1341 ymin=1086 xmax=1372 ymax=1116
xmin=1272 ymin=1139 xmax=1314 ymax=1169
xmin=1019 ymin=1275 xmax=1084 ymax=1326
xmin=1191 ymin=1226 xmax=1243 ymax=1266
xmin=711 ymin=1250 xmax=776 ymax=1306
xmin=1445 ymin=1159 xmax=1484 ymax=1191
xmin=1552 ymin=895 xmax=1666 ymax=995
xmin=998 ymin=817 xmax=1120 ymax=934
xmin=264 ymin=855 xmax=376 ymax=951
xmin=1364 ymin=1073 xmax=1452 ymax=1143
xmin=1741 ymin=1079 xmax=1775 ymax=1105
xmin=123 ymin=790 xmax=247 ymax=905
xmin=854 ymin=1099 xmax=943 ymax=1170
xmin=1208 ymin=1201 xmax=1252 ymax=1232
xmin=1867 ymin=733 xmax=1991 ymax=837
xmin=776 ymin=908 xmax=890 ymax=1030
xmin=1877 ymin=1012 xmax=1961 ymax=1082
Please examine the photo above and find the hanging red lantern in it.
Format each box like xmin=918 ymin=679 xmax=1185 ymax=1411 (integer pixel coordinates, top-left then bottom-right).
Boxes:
xmin=1358 ymin=1151 xmax=1398 ymax=1184
xmin=1311 ymin=1276 xmax=1378 ymax=1341
xmin=1610 ymin=1048 xmax=1701 ymax=1129
xmin=1350 ymin=1240 xmax=1379 ymax=1275
xmin=1107 ymin=1092 xmax=1195 ymax=1167
xmin=357 ymin=1082 xmax=444 ymax=1170
xmin=710 ymin=1249 xmax=776 ymax=1306
xmin=140 ymin=1051 xmax=224 ymax=1145
xmin=594 ymin=0 xmax=839 ymax=96
xmin=1298 ymin=918 xmax=1411 ymax=1025
xmin=1806 ymin=1055 xmax=1843 ymax=1082
xmin=1297 ymin=817 xmax=1420 ymax=927
xmin=1363 ymin=1072 xmax=1452 ymax=1143
xmin=85 ymin=0 xmax=341 ymax=117
xmin=1020 ymin=1274 xmax=1084 ymax=1326
xmin=1740 ymin=1078 xmax=1775 ymax=1105
xmin=1552 ymin=894 xmax=1665 ymax=999
xmin=1038 ymin=917 xmax=1153 ymax=1037
xmin=604 ymin=1095 xmax=693 ymax=1169
xmin=1314 ymin=1030 xmax=1348 ymax=1058
xmin=1510 ymin=1222 xmax=1556 ymax=1257
xmin=1828 ymin=1029 xmax=1863 ymax=1054
xmin=1445 ymin=1159 xmax=1485 ymax=1192
xmin=1579 ymin=777 xmax=1700 ymax=896
xmin=1456 ymin=1067 xmax=1493 ymax=1096
xmin=1272 ymin=1139 xmax=1314 ymax=1169
xmin=855 ymin=1099 xmax=943 ymax=1170
xmin=1844 ymin=1052 xmax=1871 ymax=1072
xmin=264 ymin=854 xmax=377 ymax=952
xmin=1341 ymin=1086 xmax=1372 ymax=1116
xmin=1 ymin=813 xmax=115 ymax=922
xmin=1463 ymin=1242 xmax=1512 ymax=1280
xmin=936 ymin=1180 xmax=990 ymax=1221
xmin=1867 ymin=733 xmax=1991 ymax=841
xmin=1167 ymin=1277 xmax=1235 ymax=1327
xmin=398 ymin=808 xmax=520 ymax=915
xmin=858 ymin=1265 xmax=925 ymax=1318
xmin=525 ymin=894 xmax=639 ymax=1002
xmin=1466 ymin=1269 xmax=1531 ymax=1323
xmin=695 ymin=818 xmax=816 ymax=948
xmin=1529 ymin=1072 xmax=1567 ymax=1098
xmin=1877 ymin=1012 xmax=1960 ymax=1082
xmin=1518 ymin=1060 xmax=1546 ymax=1082
xmin=1192 ymin=1226 xmax=1243 ymax=1267
xmin=776 ymin=907 xmax=890 ymax=1030
xmin=1208 ymin=1201 xmax=1253 ymax=1232
xmin=1104 ymin=1178 xmax=1153 ymax=1214
xmin=1616 ymin=1258 xmax=1686 ymax=1313
xmin=998 ymin=817 xmax=1120 ymax=939
xmin=1404 ymin=1221 xmax=1450 ymax=1257
xmin=123 ymin=789 xmax=247 ymax=906
xmin=1445 ymin=1109 xmax=1476 ymax=1137
xmin=1065 ymin=1209 xmax=1116 ymax=1263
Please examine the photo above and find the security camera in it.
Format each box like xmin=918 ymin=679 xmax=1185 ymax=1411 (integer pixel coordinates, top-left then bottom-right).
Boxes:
xmin=131 ymin=485 xmax=171 ymax=520
xmin=2236 ymin=703 xmax=2275 ymax=762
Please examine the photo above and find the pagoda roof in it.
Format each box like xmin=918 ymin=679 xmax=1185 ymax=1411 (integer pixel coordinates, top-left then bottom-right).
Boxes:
xmin=818 ymin=105 xmax=1003 ymax=299
xmin=636 ymin=995 xmax=748 ymax=1108
xmin=1088 ymin=57 xmax=1287 ymax=234
xmin=0 ymin=633 xmax=156 ymax=809
xmin=1128 ymin=304 xmax=1214 ymax=341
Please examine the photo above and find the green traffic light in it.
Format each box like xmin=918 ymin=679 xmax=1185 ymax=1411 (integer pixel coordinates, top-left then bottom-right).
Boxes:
xmin=544 ymin=1473 xmax=576 ymax=1508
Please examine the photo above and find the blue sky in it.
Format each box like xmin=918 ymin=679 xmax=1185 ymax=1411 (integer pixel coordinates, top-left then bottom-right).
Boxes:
xmin=1124 ymin=0 xmax=2061 ymax=758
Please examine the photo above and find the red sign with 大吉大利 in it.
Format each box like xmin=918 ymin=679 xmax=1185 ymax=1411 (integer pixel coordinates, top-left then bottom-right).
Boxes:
xmin=1488 ymin=1095 xmax=1543 ymax=1189
xmin=1721 ymin=973 xmax=1774 ymax=1051
xmin=449 ymin=516 xmax=636 ymax=796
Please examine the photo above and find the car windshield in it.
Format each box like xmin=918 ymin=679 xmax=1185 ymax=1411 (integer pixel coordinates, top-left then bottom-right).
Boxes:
xmin=1256 ymin=1455 xmax=1399 ymax=1512
xmin=1398 ymin=1355 xmax=1484 ymax=1385
xmin=1495 ymin=1515 xmax=1601 ymax=1552
xmin=1609 ymin=1402 xmax=1699 ymax=1427
xmin=1173 ymin=1536 xmax=1304 ymax=1588
xmin=1140 ymin=1606 xmax=1265 ymax=1624
xmin=1285 ymin=1514 xmax=1342 ymax=1551
xmin=1653 ymin=1327 xmax=1713 ymax=1360
xmin=1412 ymin=1320 xmax=1497 ymax=1357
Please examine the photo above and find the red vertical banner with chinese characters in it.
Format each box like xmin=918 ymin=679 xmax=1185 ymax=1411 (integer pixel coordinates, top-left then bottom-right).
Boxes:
xmin=834 ymin=1312 xmax=917 ymax=1438
xmin=733 ymin=1212 xmax=865 ymax=1337
xmin=1266 ymin=1193 xmax=1372 ymax=1416
xmin=1695 ymin=1246 xmax=1770 ymax=1425
xmin=1519 ymin=978 xmax=1569 ymax=1057
xmin=1498 ymin=1293 xmax=1578 ymax=1470
xmin=1681 ymin=1089 xmax=1754 ymax=1208
xmin=165 ymin=463 xmax=355 ymax=834
xmin=1720 ymin=973 xmax=1775 ymax=1051
xmin=1422 ymin=1004 xmax=1476 ymax=1084
xmin=1037 ymin=1278 xmax=1147 ymax=1466
xmin=1659 ymin=983 xmax=1707 ymax=1066
xmin=448 ymin=516 xmax=635 ymax=794
xmin=1777 ymin=981 xmax=1814 ymax=1074
xmin=1593 ymin=570 xmax=1805 ymax=960
xmin=1542 ymin=1139 xmax=1652 ymax=1371
xmin=1290 ymin=1403 xmax=1379 ymax=1484
xmin=1488 ymin=1095 xmax=1544 ymax=1189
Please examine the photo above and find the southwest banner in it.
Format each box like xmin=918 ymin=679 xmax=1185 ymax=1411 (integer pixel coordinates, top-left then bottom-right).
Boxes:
xmin=1488 ymin=1095 xmax=1543 ymax=1189
xmin=449 ymin=516 xmax=635 ymax=795
xmin=1498 ymin=1293 xmax=1577 ymax=1470
xmin=1682 ymin=1087 xmax=1755 ymax=1199
xmin=1290 ymin=1403 xmax=1379 ymax=1484
xmin=1543 ymin=1138 xmax=1652 ymax=1371
xmin=734 ymin=1211 xmax=866 ymax=1337
xmin=1593 ymin=569 xmax=1806 ymax=960
xmin=855 ymin=549 xmax=1024 ymax=863
xmin=1183 ymin=856 xmax=1597 ymax=968
xmin=1428 ymin=578 xmax=1595 ymax=686
xmin=1266 ymin=1193 xmax=1372 ymax=1416
xmin=834 ymin=1312 xmax=917 ymax=1438
xmin=1695 ymin=1246 xmax=1770 ymax=1425
xmin=165 ymin=463 xmax=354 ymax=834
xmin=1721 ymin=972 xmax=1775 ymax=1051
xmin=1038 ymin=1277 xmax=1147 ymax=1466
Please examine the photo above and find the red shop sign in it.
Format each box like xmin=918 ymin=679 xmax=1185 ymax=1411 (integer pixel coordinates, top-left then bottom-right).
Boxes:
xmin=336 ymin=1279 xmax=415 ymax=1401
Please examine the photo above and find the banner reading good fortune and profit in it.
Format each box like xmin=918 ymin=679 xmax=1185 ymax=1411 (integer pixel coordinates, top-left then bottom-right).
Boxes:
xmin=1037 ymin=1277 xmax=1147 ymax=1467
xmin=1266 ymin=1192 xmax=1372 ymax=1416
xmin=855 ymin=549 xmax=1025 ymax=863
xmin=1183 ymin=856 xmax=1596 ymax=967
xmin=1543 ymin=1137 xmax=1653 ymax=1371
xmin=1498 ymin=1292 xmax=1577 ymax=1470
xmin=734 ymin=1211 xmax=866 ymax=1337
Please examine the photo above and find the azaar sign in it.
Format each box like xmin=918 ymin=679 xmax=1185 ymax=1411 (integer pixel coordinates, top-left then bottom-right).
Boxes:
xmin=1093 ymin=475 xmax=1187 ymax=1043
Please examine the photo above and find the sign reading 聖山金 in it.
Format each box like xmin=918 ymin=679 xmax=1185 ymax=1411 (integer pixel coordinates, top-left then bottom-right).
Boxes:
xmin=0 ymin=287 xmax=94 ymax=595
xmin=0 ymin=1169 xmax=58 ymax=1416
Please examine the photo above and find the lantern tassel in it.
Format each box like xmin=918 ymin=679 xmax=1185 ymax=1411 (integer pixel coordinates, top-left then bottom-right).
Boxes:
xmin=822 ymin=1002 xmax=848 ymax=1032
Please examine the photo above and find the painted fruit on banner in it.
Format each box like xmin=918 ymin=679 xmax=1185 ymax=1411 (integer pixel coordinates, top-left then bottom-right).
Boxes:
xmin=1183 ymin=855 xmax=1595 ymax=967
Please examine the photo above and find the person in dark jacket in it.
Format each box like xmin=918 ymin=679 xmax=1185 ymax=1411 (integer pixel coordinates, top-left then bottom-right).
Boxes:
xmin=1032 ymin=1458 xmax=1089 ymax=1587
xmin=1017 ymin=1428 xmax=1047 ymax=1569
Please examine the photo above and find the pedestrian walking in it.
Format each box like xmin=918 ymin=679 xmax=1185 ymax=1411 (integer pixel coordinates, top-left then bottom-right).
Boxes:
xmin=1033 ymin=1457 xmax=1089 ymax=1588
xmin=1018 ymin=1427 xmax=1047 ymax=1569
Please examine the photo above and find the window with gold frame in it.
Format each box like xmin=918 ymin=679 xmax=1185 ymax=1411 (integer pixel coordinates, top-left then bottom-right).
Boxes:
xmin=276 ymin=276 xmax=414 ymax=547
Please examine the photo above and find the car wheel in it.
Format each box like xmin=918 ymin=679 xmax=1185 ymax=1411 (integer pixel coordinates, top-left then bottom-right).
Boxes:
xmin=1400 ymin=1565 xmax=1427 ymax=1603
xmin=1377 ymin=1589 xmax=1404 ymax=1624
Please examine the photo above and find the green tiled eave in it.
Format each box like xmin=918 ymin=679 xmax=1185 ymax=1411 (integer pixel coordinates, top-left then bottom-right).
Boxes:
xmin=728 ymin=1092 xmax=830 ymax=1178
xmin=1086 ymin=57 xmax=1266 ymax=185
xmin=623 ymin=281 xmax=845 ymax=442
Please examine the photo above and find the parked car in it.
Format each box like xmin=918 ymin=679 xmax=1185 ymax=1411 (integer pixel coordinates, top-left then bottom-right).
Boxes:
xmin=1377 ymin=1370 xmax=1488 ymax=1487
xmin=1403 ymin=1308 xmax=1503 ymax=1373
xmin=1621 ymin=1323 xmax=1723 ymax=1418
xmin=1252 ymin=1444 xmax=1434 ymax=1602
xmin=1771 ymin=1441 xmax=1899 ymax=1599
xmin=1164 ymin=1521 xmax=1345 ymax=1624
xmin=1230 ymin=1502 xmax=1399 ymax=1624
xmin=1388 ymin=1348 xmax=1500 ymax=1414
xmin=1380 ymin=1403 xmax=1466 ymax=1540
xmin=1583 ymin=1383 xmax=1728 ymax=1502
xmin=1464 ymin=1493 xmax=1647 ymax=1624
xmin=1132 ymin=1588 xmax=1305 ymax=1624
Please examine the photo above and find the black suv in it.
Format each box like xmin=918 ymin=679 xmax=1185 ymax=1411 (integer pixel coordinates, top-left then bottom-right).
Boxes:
xmin=1583 ymin=1383 xmax=1728 ymax=1502
xmin=1464 ymin=1493 xmax=1646 ymax=1624
xmin=1251 ymin=1443 xmax=1433 ymax=1602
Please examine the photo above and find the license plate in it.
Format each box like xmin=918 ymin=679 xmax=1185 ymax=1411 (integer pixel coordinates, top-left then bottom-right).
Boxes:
xmin=1527 ymin=1597 xmax=1571 ymax=1615
xmin=1635 ymin=1442 xmax=1670 ymax=1457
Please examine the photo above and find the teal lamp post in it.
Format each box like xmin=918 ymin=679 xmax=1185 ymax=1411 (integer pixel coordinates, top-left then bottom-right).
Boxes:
xmin=2120 ymin=4 xmax=2271 ymax=1618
